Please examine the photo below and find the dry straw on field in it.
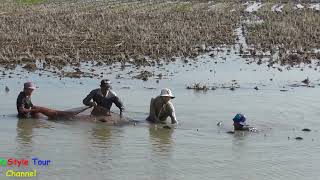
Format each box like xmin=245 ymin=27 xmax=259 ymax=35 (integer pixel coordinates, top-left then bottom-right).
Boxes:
xmin=0 ymin=1 xmax=240 ymax=69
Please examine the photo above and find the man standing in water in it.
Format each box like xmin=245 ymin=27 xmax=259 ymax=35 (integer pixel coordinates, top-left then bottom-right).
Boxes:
xmin=83 ymin=79 xmax=125 ymax=116
xmin=16 ymin=82 xmax=80 ymax=119
xmin=146 ymin=88 xmax=178 ymax=124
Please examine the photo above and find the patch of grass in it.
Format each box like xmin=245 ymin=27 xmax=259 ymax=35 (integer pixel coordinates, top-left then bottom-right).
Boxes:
xmin=171 ymin=3 xmax=193 ymax=12
xmin=16 ymin=0 xmax=47 ymax=5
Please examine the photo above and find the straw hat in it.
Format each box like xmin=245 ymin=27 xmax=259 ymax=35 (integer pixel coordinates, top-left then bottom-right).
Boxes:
xmin=160 ymin=88 xmax=175 ymax=99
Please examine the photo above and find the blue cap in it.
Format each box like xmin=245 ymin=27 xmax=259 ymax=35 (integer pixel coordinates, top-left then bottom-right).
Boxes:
xmin=233 ymin=113 xmax=246 ymax=125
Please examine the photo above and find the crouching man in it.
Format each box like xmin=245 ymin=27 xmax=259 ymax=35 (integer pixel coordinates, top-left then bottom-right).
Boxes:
xmin=16 ymin=82 xmax=81 ymax=119
xmin=146 ymin=88 xmax=178 ymax=124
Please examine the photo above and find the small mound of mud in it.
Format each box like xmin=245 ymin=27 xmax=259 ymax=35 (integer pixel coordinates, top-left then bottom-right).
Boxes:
xmin=133 ymin=70 xmax=153 ymax=81
xmin=63 ymin=70 xmax=83 ymax=78
xmin=302 ymin=128 xmax=311 ymax=132
xmin=23 ymin=63 xmax=38 ymax=72
xmin=295 ymin=137 xmax=303 ymax=140
xmin=289 ymin=77 xmax=316 ymax=88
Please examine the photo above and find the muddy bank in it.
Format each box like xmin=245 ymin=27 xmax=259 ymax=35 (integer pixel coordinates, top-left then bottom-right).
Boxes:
xmin=0 ymin=1 xmax=240 ymax=70
xmin=243 ymin=2 xmax=320 ymax=66
xmin=0 ymin=0 xmax=319 ymax=80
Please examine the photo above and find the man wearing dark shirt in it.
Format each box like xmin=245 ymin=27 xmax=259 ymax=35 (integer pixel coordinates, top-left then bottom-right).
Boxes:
xmin=83 ymin=79 xmax=125 ymax=116
xmin=17 ymin=82 xmax=83 ymax=119
xmin=16 ymin=82 xmax=38 ymax=118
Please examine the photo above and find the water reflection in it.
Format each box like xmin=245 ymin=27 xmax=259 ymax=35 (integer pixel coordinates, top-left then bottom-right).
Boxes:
xmin=16 ymin=119 xmax=34 ymax=147
xmin=149 ymin=125 xmax=174 ymax=153
xmin=148 ymin=125 xmax=175 ymax=180
xmin=15 ymin=118 xmax=45 ymax=161
xmin=231 ymin=131 xmax=250 ymax=157
xmin=89 ymin=124 xmax=113 ymax=145
xmin=15 ymin=118 xmax=52 ymax=157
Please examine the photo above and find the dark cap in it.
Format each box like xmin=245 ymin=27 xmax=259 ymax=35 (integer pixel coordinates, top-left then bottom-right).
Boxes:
xmin=24 ymin=82 xmax=36 ymax=90
xmin=100 ymin=79 xmax=111 ymax=87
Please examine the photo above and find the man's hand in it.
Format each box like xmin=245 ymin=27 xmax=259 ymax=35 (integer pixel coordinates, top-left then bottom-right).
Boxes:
xmin=29 ymin=107 xmax=41 ymax=113
xmin=171 ymin=119 xmax=178 ymax=125
xmin=90 ymin=102 xmax=98 ymax=107
xmin=119 ymin=107 xmax=125 ymax=118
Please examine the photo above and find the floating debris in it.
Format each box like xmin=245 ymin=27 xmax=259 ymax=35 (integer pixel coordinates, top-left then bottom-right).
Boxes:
xmin=5 ymin=86 xmax=9 ymax=92
xmin=302 ymin=128 xmax=311 ymax=132
xmin=227 ymin=131 xmax=234 ymax=134
xmin=301 ymin=77 xmax=310 ymax=85
xmin=186 ymin=83 xmax=209 ymax=91
xmin=249 ymin=127 xmax=258 ymax=132
xmin=217 ymin=121 xmax=222 ymax=126
xmin=254 ymin=86 xmax=259 ymax=90
xmin=295 ymin=137 xmax=303 ymax=140
xmin=144 ymin=87 xmax=156 ymax=90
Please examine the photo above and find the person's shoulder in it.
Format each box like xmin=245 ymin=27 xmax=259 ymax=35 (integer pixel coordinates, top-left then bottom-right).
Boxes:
xmin=16 ymin=91 xmax=26 ymax=104
xmin=109 ymin=90 xmax=117 ymax=97
xmin=166 ymin=101 xmax=175 ymax=110
xmin=90 ymin=88 xmax=100 ymax=93
xmin=17 ymin=91 xmax=25 ymax=99
xmin=154 ymin=96 xmax=166 ymax=105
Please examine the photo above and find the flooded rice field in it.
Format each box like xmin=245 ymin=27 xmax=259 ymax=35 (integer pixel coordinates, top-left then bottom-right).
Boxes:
xmin=1 ymin=51 xmax=320 ymax=179
xmin=0 ymin=0 xmax=319 ymax=179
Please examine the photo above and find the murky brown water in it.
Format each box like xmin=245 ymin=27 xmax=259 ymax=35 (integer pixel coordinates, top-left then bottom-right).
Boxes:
xmin=1 ymin=52 xmax=320 ymax=179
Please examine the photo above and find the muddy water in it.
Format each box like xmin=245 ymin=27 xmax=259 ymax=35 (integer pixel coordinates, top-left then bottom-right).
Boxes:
xmin=1 ymin=53 xmax=320 ymax=179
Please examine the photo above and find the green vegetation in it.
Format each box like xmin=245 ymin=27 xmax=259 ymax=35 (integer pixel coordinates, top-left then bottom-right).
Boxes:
xmin=16 ymin=0 xmax=47 ymax=5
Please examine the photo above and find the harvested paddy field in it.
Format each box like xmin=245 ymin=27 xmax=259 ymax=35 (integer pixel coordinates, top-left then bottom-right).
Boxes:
xmin=0 ymin=0 xmax=319 ymax=79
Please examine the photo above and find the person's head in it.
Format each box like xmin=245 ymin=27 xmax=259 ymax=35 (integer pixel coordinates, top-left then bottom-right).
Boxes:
xmin=23 ymin=82 xmax=36 ymax=96
xmin=159 ymin=88 xmax=175 ymax=103
xmin=233 ymin=113 xmax=246 ymax=125
xmin=100 ymin=79 xmax=112 ymax=91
